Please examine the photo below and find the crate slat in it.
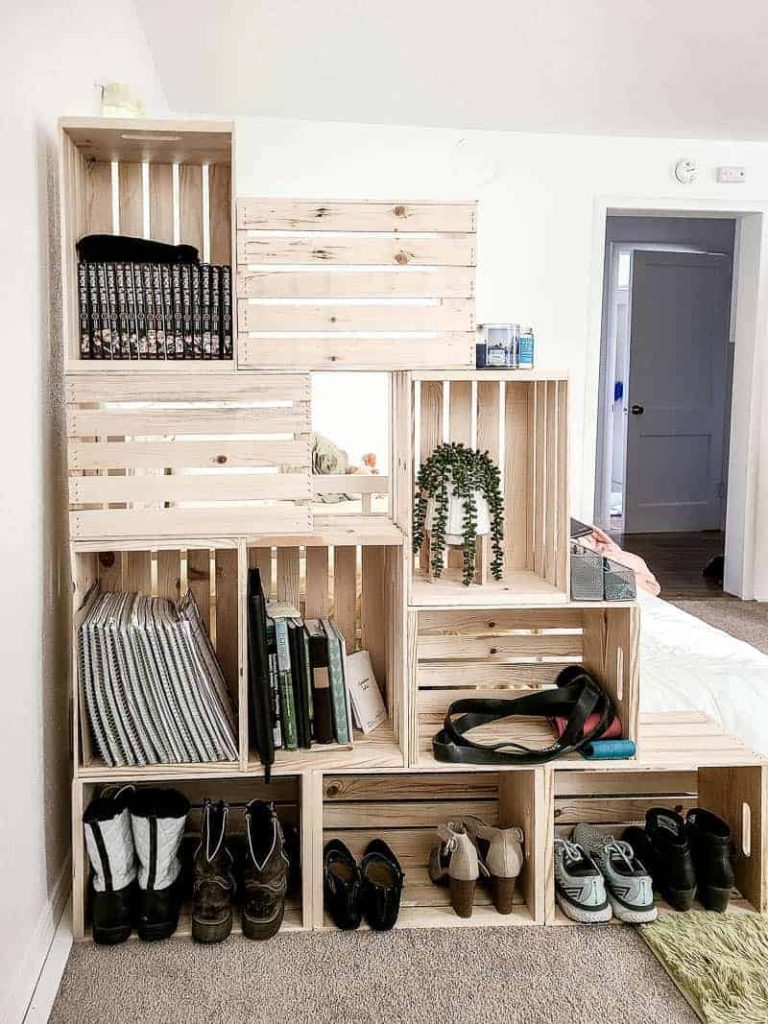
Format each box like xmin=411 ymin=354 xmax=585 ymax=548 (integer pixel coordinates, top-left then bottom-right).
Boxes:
xmin=239 ymin=335 xmax=475 ymax=371
xmin=238 ymin=299 xmax=474 ymax=333
xmin=238 ymin=267 xmax=475 ymax=299
xmin=237 ymin=199 xmax=477 ymax=233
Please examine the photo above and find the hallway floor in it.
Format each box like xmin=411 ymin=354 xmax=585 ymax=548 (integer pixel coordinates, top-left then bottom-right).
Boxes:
xmin=610 ymin=529 xmax=728 ymax=600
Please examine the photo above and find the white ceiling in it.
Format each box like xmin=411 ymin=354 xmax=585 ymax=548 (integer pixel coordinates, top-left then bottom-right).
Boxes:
xmin=135 ymin=0 xmax=768 ymax=140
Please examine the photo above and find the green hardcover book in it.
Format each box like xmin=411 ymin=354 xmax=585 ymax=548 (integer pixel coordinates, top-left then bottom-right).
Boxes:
xmin=321 ymin=619 xmax=351 ymax=745
xmin=270 ymin=617 xmax=298 ymax=751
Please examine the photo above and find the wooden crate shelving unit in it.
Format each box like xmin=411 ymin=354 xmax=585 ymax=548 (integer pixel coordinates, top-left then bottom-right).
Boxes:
xmin=60 ymin=118 xmax=766 ymax=943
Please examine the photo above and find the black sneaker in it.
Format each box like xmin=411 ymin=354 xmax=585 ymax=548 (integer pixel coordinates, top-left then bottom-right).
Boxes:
xmin=323 ymin=839 xmax=362 ymax=930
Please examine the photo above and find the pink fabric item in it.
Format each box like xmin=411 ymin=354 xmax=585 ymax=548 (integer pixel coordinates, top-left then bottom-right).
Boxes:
xmin=577 ymin=525 xmax=661 ymax=596
xmin=550 ymin=712 xmax=623 ymax=740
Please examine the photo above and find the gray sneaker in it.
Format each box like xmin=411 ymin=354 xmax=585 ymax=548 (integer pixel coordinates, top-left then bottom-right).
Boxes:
xmin=573 ymin=823 xmax=657 ymax=923
xmin=553 ymin=839 xmax=612 ymax=923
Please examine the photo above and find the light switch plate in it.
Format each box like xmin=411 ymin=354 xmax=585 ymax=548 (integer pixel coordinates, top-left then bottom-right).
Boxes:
xmin=717 ymin=166 xmax=746 ymax=183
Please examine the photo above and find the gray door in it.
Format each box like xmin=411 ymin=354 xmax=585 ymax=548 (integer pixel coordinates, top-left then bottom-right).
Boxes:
xmin=625 ymin=250 xmax=732 ymax=533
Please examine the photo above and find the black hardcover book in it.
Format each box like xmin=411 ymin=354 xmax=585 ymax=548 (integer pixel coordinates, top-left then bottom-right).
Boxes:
xmin=191 ymin=263 xmax=202 ymax=358
xmin=96 ymin=263 xmax=112 ymax=359
xmin=160 ymin=264 xmax=175 ymax=358
xmin=171 ymin=264 xmax=184 ymax=358
xmin=151 ymin=264 xmax=166 ymax=358
xmin=247 ymin=569 xmax=276 ymax=779
xmin=305 ymin=619 xmax=334 ymax=744
xmin=114 ymin=263 xmax=131 ymax=359
xmin=287 ymin=619 xmax=312 ymax=749
xmin=201 ymin=264 xmax=212 ymax=359
xmin=124 ymin=261 xmax=139 ymax=359
xmin=142 ymin=264 xmax=157 ymax=358
xmin=77 ymin=262 xmax=91 ymax=358
xmin=181 ymin=264 xmax=194 ymax=359
xmin=87 ymin=264 xmax=101 ymax=359
xmin=210 ymin=265 xmax=221 ymax=358
xmin=134 ymin=264 xmax=147 ymax=358
xmin=105 ymin=264 xmax=120 ymax=359
xmin=220 ymin=265 xmax=233 ymax=359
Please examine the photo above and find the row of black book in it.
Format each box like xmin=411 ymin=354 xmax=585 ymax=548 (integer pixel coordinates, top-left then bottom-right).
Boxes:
xmin=77 ymin=261 xmax=233 ymax=359
xmin=248 ymin=569 xmax=377 ymax=778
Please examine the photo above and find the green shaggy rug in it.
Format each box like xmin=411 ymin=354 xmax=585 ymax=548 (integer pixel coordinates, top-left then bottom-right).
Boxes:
xmin=641 ymin=912 xmax=768 ymax=1023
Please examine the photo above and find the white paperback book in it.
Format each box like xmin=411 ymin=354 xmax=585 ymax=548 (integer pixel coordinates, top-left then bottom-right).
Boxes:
xmin=344 ymin=650 xmax=387 ymax=734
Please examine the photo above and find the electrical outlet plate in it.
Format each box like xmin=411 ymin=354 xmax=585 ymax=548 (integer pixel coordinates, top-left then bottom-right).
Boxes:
xmin=717 ymin=166 xmax=746 ymax=184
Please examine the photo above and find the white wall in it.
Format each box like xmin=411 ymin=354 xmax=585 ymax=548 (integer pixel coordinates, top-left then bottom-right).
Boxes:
xmin=0 ymin=5 xmax=166 ymax=1021
xmin=235 ymin=117 xmax=768 ymax=594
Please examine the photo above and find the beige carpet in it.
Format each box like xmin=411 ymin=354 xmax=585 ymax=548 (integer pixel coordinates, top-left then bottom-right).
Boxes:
xmin=670 ymin=599 xmax=768 ymax=655
xmin=50 ymin=928 xmax=697 ymax=1024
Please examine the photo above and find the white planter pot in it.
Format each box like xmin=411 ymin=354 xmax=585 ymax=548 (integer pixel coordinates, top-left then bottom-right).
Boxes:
xmin=426 ymin=485 xmax=491 ymax=546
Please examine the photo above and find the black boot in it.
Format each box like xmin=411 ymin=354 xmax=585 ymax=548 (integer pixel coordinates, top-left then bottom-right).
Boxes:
xmin=687 ymin=808 xmax=735 ymax=912
xmin=129 ymin=788 xmax=190 ymax=940
xmin=638 ymin=808 xmax=696 ymax=911
xmin=83 ymin=787 xmax=137 ymax=945
xmin=242 ymin=800 xmax=289 ymax=940
xmin=192 ymin=800 xmax=235 ymax=943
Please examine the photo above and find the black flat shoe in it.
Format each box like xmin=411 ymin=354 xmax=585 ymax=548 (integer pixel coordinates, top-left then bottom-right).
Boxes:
xmin=324 ymin=839 xmax=362 ymax=930
xmin=361 ymin=839 xmax=404 ymax=931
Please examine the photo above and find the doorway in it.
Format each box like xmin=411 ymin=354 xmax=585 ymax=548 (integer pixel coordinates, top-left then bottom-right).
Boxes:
xmin=595 ymin=215 xmax=737 ymax=598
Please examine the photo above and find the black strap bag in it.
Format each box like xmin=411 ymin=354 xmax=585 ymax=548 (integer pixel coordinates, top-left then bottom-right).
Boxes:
xmin=432 ymin=666 xmax=616 ymax=766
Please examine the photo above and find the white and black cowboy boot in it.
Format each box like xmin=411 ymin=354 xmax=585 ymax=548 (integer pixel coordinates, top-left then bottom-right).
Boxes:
xmin=192 ymin=799 xmax=236 ymax=943
xmin=129 ymin=788 xmax=190 ymax=941
xmin=83 ymin=786 xmax=137 ymax=945
xmin=242 ymin=800 xmax=289 ymax=940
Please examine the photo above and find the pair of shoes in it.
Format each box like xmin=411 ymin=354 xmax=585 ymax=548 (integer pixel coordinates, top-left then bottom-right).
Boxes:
xmin=193 ymin=799 xmax=289 ymax=943
xmin=555 ymin=823 xmax=657 ymax=924
xmin=623 ymin=807 xmax=735 ymax=913
xmin=428 ymin=816 xmax=524 ymax=918
xmin=324 ymin=839 xmax=404 ymax=930
xmin=83 ymin=786 xmax=189 ymax=944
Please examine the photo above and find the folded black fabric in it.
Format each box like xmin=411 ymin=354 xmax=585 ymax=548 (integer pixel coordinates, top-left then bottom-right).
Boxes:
xmin=432 ymin=666 xmax=615 ymax=766
xmin=77 ymin=234 xmax=199 ymax=265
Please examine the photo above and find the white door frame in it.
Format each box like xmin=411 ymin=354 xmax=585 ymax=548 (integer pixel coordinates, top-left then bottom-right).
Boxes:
xmin=585 ymin=197 xmax=768 ymax=600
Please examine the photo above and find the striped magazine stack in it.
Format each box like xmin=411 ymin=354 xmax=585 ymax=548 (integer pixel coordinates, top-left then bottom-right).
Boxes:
xmin=79 ymin=589 xmax=239 ymax=767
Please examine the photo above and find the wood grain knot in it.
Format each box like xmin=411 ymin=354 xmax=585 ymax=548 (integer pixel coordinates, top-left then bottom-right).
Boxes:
xmin=325 ymin=781 xmax=342 ymax=798
xmin=393 ymin=205 xmax=406 ymax=217
xmin=489 ymin=647 xmax=498 ymax=655
xmin=329 ymin=316 xmax=337 ymax=323
xmin=487 ymin=620 xmax=496 ymax=628
xmin=395 ymin=252 xmax=409 ymax=265
xmin=215 ymin=454 xmax=228 ymax=464
xmin=99 ymin=552 xmax=116 ymax=569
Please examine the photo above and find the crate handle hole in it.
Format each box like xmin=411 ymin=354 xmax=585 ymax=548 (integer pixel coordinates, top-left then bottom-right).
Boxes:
xmin=615 ymin=648 xmax=624 ymax=702
xmin=742 ymin=802 xmax=752 ymax=858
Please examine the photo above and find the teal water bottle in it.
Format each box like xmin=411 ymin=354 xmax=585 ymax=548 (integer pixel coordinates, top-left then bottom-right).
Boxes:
xmin=519 ymin=327 xmax=535 ymax=369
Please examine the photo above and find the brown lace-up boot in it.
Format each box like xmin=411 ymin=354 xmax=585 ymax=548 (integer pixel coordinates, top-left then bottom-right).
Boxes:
xmin=192 ymin=800 xmax=235 ymax=943
xmin=242 ymin=800 xmax=289 ymax=940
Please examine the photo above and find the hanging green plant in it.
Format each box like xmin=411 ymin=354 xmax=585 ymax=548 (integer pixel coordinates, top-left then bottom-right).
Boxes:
xmin=413 ymin=442 xmax=504 ymax=585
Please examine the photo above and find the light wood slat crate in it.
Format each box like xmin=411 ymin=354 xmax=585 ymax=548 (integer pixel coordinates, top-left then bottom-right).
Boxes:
xmin=236 ymin=198 xmax=477 ymax=370
xmin=547 ymin=764 xmax=768 ymax=922
xmin=59 ymin=118 xmax=235 ymax=372
xmin=72 ymin=542 xmax=247 ymax=781
xmin=410 ymin=604 xmax=639 ymax=769
xmin=66 ymin=373 xmax=312 ymax=540
xmin=317 ymin=770 xmax=550 ymax=928
xmin=71 ymin=774 xmax=309 ymax=940
xmin=393 ymin=370 xmax=569 ymax=606
xmin=246 ymin=542 xmax=408 ymax=773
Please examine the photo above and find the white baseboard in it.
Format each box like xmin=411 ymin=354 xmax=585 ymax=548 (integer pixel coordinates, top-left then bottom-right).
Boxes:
xmin=1 ymin=859 xmax=71 ymax=1024
xmin=22 ymin=897 xmax=73 ymax=1024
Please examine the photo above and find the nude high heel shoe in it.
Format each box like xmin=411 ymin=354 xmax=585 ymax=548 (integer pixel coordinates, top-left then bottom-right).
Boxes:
xmin=463 ymin=816 xmax=524 ymax=914
xmin=428 ymin=822 xmax=479 ymax=918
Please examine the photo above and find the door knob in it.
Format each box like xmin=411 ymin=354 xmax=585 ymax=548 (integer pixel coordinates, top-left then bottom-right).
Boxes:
xmin=631 ymin=404 xmax=644 ymax=415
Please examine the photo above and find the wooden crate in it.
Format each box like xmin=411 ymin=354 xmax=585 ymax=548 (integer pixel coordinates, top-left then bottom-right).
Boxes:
xmin=393 ymin=370 xmax=569 ymax=606
xmin=411 ymin=604 xmax=639 ymax=768
xmin=72 ymin=541 xmax=246 ymax=778
xmin=246 ymin=542 xmax=407 ymax=773
xmin=547 ymin=764 xmax=768 ymax=923
xmin=236 ymin=199 xmax=476 ymax=370
xmin=59 ymin=118 xmax=235 ymax=370
xmin=318 ymin=769 xmax=549 ymax=928
xmin=66 ymin=373 xmax=312 ymax=540
xmin=72 ymin=773 xmax=309 ymax=941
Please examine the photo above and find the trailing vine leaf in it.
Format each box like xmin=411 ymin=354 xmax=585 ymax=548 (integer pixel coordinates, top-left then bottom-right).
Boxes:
xmin=412 ymin=441 xmax=505 ymax=585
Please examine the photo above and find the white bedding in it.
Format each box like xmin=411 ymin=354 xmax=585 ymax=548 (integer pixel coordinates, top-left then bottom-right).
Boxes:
xmin=639 ymin=591 xmax=768 ymax=755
